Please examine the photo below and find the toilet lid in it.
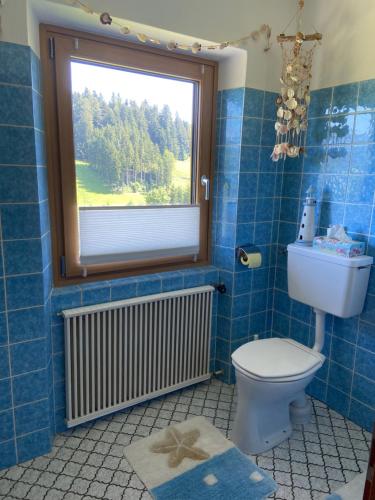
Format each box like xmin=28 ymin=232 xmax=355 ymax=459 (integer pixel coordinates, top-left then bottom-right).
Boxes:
xmin=231 ymin=338 xmax=324 ymax=380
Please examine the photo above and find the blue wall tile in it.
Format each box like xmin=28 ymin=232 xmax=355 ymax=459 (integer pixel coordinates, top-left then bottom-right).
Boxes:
xmin=81 ymin=284 xmax=111 ymax=306
xmin=17 ymin=428 xmax=51 ymax=463
xmin=0 ymin=313 xmax=6 ymax=345
xmin=329 ymin=114 xmax=354 ymax=145
xmin=0 ymin=86 xmax=33 ymax=126
xmin=244 ymin=88 xmax=264 ymax=118
xmin=329 ymin=361 xmax=352 ymax=393
xmin=0 ymin=346 xmax=10 ymax=379
xmin=221 ymin=88 xmax=244 ymax=118
xmin=355 ymin=348 xmax=375 ymax=379
xmin=309 ymin=88 xmax=332 ymax=118
xmin=331 ymin=83 xmax=358 ymax=115
xmin=326 ymin=386 xmax=349 ymax=416
xmin=0 ymin=42 xmax=31 ymax=86
xmin=349 ymin=400 xmax=375 ymax=431
xmin=350 ymin=144 xmax=375 ymax=174
xmin=13 ymin=369 xmax=48 ymax=406
xmin=325 ymin=146 xmax=350 ymax=174
xmin=242 ymin=118 xmax=262 ymax=146
xmin=357 ymin=321 xmax=375 ymax=352
xmin=0 ymin=379 xmax=12 ymax=411
xmin=351 ymin=373 xmax=375 ymax=408
xmin=15 ymin=399 xmax=50 ymax=436
xmin=0 ymin=440 xmax=17 ymax=469
xmin=358 ymin=80 xmax=375 ymax=112
xmin=220 ymin=118 xmax=242 ymax=145
xmin=0 ymin=126 xmax=36 ymax=165
xmin=11 ymin=339 xmax=47 ymax=375
xmin=0 ymin=410 xmax=14 ymax=443
xmin=6 ymin=274 xmax=44 ymax=310
xmin=1 ymin=206 xmax=43 ymax=244
xmin=346 ymin=175 xmax=375 ymax=204
xmin=3 ymin=238 xmax=43 ymax=275
xmin=353 ymin=112 xmax=375 ymax=143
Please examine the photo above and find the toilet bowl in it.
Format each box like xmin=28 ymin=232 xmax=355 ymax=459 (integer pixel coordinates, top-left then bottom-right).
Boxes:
xmin=231 ymin=338 xmax=325 ymax=454
xmin=230 ymin=244 xmax=372 ymax=454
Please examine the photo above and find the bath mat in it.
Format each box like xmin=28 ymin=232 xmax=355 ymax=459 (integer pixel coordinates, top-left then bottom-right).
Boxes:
xmin=124 ymin=416 xmax=277 ymax=499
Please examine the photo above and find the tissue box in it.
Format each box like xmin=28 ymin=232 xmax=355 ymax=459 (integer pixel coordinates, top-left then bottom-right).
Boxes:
xmin=313 ymin=236 xmax=365 ymax=258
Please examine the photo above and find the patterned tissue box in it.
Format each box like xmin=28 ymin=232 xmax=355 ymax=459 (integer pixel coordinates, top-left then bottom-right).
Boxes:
xmin=313 ymin=236 xmax=365 ymax=258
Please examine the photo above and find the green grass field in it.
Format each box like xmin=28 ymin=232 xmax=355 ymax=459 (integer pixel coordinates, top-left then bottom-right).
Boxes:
xmin=76 ymin=158 xmax=191 ymax=207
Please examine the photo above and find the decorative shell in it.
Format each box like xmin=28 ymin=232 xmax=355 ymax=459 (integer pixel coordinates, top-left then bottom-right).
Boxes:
xmin=136 ymin=33 xmax=148 ymax=43
xmin=287 ymin=146 xmax=300 ymax=158
xmin=191 ymin=42 xmax=202 ymax=54
xmin=277 ymin=107 xmax=284 ymax=118
xmin=292 ymin=119 xmax=300 ymax=128
xmin=100 ymin=12 xmax=112 ymax=25
xmin=305 ymin=94 xmax=311 ymax=105
xmin=276 ymin=96 xmax=283 ymax=105
xmin=286 ymin=98 xmax=297 ymax=110
xmin=287 ymin=88 xmax=295 ymax=98
xmin=284 ymin=110 xmax=292 ymax=120
xmin=295 ymin=105 xmax=306 ymax=116
xmin=286 ymin=64 xmax=293 ymax=74
xmin=120 ymin=26 xmax=130 ymax=35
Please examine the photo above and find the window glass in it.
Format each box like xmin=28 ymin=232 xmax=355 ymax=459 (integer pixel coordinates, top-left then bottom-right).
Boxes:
xmin=70 ymin=61 xmax=195 ymax=207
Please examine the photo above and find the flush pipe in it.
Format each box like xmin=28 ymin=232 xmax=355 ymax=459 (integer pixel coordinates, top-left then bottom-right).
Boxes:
xmin=313 ymin=308 xmax=326 ymax=352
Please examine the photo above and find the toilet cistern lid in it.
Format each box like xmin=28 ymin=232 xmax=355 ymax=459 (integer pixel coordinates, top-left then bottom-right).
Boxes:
xmin=231 ymin=338 xmax=325 ymax=380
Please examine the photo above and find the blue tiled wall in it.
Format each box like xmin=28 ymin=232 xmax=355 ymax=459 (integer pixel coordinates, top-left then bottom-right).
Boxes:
xmin=272 ymin=80 xmax=375 ymax=431
xmin=1 ymin=36 xmax=374 ymax=469
xmin=212 ymin=88 xmax=280 ymax=382
xmin=0 ymin=42 xmax=53 ymax=469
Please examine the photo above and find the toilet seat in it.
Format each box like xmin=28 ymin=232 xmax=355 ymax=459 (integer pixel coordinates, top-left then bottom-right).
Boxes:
xmin=232 ymin=338 xmax=325 ymax=382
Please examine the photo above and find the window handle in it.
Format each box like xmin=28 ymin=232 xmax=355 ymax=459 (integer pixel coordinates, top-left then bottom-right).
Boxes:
xmin=201 ymin=175 xmax=210 ymax=201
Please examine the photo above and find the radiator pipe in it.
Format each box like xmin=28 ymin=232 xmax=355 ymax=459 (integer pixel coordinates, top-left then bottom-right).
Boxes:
xmin=213 ymin=283 xmax=227 ymax=294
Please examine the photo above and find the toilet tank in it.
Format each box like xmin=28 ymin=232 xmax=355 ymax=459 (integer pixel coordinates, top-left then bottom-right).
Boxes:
xmin=287 ymin=243 xmax=373 ymax=318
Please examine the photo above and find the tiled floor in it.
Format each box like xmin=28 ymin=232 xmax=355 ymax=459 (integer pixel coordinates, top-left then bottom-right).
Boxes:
xmin=0 ymin=379 xmax=371 ymax=500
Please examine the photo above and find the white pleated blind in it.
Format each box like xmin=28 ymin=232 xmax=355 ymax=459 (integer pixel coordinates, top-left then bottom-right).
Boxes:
xmin=79 ymin=206 xmax=200 ymax=265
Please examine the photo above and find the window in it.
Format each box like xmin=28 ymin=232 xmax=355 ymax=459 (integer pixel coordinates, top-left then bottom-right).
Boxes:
xmin=41 ymin=26 xmax=217 ymax=284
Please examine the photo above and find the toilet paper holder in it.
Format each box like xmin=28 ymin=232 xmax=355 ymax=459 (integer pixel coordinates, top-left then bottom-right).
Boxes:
xmin=236 ymin=244 xmax=262 ymax=268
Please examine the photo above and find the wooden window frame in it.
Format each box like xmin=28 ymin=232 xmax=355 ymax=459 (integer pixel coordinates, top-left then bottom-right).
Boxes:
xmin=40 ymin=25 xmax=217 ymax=286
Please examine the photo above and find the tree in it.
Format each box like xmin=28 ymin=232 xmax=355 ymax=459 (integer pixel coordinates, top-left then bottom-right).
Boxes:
xmin=72 ymin=88 xmax=192 ymax=198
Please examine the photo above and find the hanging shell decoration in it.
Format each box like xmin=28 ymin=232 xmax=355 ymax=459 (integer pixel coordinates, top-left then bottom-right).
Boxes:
xmin=272 ymin=39 xmax=319 ymax=161
xmin=99 ymin=12 xmax=112 ymax=25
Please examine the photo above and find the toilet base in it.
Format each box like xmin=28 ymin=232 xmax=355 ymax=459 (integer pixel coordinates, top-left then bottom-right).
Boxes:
xmin=231 ymin=396 xmax=293 ymax=454
xmin=231 ymin=370 xmax=316 ymax=454
xmin=290 ymin=393 xmax=312 ymax=425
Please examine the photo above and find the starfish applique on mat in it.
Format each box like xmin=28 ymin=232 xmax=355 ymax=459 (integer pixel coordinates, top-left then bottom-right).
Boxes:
xmin=150 ymin=427 xmax=210 ymax=468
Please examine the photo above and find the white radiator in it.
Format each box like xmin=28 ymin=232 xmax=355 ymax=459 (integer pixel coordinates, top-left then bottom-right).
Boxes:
xmin=62 ymin=285 xmax=214 ymax=427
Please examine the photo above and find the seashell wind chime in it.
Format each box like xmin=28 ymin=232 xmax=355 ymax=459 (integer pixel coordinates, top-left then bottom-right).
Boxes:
xmin=271 ymin=0 xmax=322 ymax=162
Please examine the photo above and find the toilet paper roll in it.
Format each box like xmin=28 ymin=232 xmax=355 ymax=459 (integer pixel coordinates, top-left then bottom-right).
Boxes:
xmin=240 ymin=252 xmax=262 ymax=268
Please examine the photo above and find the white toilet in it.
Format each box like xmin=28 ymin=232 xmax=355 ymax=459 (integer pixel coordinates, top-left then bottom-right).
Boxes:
xmin=231 ymin=243 xmax=373 ymax=454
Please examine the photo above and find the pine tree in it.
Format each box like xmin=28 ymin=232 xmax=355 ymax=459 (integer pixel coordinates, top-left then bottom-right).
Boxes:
xmin=72 ymin=88 xmax=192 ymax=204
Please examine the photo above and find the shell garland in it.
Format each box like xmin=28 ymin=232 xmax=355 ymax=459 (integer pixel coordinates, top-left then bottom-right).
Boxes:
xmin=272 ymin=41 xmax=318 ymax=162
